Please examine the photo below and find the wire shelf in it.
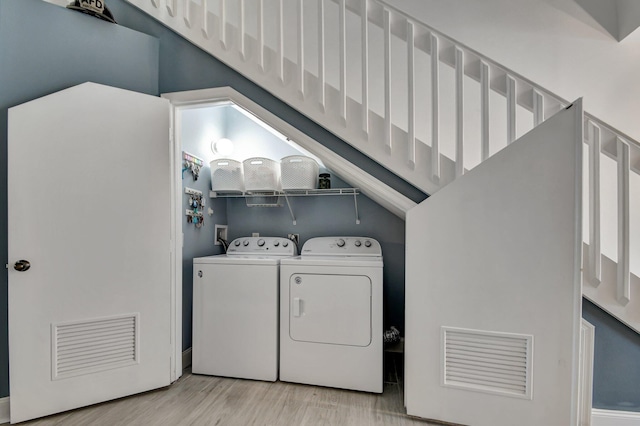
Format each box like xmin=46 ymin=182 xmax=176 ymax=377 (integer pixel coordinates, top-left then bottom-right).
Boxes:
xmin=210 ymin=188 xmax=361 ymax=224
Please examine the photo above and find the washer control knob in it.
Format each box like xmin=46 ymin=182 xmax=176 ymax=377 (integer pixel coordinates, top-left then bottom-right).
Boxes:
xmin=257 ymin=239 xmax=265 ymax=247
xmin=234 ymin=240 xmax=241 ymax=247
xmin=243 ymin=240 xmax=250 ymax=246
xmin=354 ymin=240 xmax=362 ymax=247
xmin=364 ymin=240 xmax=372 ymax=247
xmin=273 ymin=240 xmax=280 ymax=247
xmin=282 ymin=240 xmax=289 ymax=247
xmin=337 ymin=238 xmax=346 ymax=247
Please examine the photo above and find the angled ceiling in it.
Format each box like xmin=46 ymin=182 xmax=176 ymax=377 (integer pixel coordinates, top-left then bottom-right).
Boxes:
xmin=574 ymin=0 xmax=640 ymax=41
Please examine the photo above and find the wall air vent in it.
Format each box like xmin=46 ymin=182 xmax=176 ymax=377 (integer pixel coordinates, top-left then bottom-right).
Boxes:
xmin=52 ymin=314 xmax=139 ymax=380
xmin=442 ymin=327 xmax=533 ymax=399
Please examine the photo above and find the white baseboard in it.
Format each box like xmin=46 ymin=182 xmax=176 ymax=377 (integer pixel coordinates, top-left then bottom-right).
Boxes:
xmin=592 ymin=409 xmax=640 ymax=426
xmin=0 ymin=396 xmax=9 ymax=424
xmin=182 ymin=347 xmax=192 ymax=369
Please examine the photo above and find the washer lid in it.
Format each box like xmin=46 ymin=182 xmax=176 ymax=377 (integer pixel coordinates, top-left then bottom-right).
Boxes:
xmin=300 ymin=237 xmax=382 ymax=257
xmin=193 ymin=254 xmax=285 ymax=266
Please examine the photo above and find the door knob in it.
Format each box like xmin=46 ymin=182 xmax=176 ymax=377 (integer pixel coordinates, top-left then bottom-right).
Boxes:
xmin=14 ymin=260 xmax=30 ymax=272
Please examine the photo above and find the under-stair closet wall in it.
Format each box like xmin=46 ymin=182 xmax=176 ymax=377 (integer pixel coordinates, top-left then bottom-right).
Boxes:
xmin=179 ymin=106 xmax=228 ymax=351
xmin=107 ymin=0 xmax=427 ymax=336
xmin=106 ymin=0 xmax=640 ymax=414
xmin=176 ymin=100 xmax=410 ymax=332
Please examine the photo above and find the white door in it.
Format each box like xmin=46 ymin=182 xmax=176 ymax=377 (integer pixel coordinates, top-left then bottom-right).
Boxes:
xmin=405 ymin=101 xmax=584 ymax=426
xmin=289 ymin=274 xmax=371 ymax=346
xmin=8 ymin=82 xmax=173 ymax=423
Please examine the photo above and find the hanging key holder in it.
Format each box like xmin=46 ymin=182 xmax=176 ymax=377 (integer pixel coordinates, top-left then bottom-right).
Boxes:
xmin=182 ymin=151 xmax=204 ymax=181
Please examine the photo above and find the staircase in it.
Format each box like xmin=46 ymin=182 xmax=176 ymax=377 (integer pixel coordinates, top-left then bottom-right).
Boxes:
xmin=124 ymin=0 xmax=639 ymax=333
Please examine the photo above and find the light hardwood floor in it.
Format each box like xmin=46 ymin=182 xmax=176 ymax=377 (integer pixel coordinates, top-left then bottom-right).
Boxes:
xmin=13 ymin=363 xmax=439 ymax=426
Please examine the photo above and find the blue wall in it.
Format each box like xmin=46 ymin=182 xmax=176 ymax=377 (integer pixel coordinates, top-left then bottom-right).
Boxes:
xmin=180 ymin=106 xmax=228 ymax=350
xmin=583 ymin=299 xmax=640 ymax=412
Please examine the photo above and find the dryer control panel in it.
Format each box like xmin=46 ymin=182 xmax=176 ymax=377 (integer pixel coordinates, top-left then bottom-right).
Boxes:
xmin=227 ymin=237 xmax=297 ymax=255
xmin=300 ymin=237 xmax=381 ymax=256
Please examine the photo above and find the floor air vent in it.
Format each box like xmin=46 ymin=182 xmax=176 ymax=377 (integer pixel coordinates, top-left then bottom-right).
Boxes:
xmin=52 ymin=314 xmax=139 ymax=380
xmin=442 ymin=327 xmax=533 ymax=399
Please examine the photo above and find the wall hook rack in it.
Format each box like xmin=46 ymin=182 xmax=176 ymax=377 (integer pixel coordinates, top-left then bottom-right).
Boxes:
xmin=182 ymin=151 xmax=204 ymax=181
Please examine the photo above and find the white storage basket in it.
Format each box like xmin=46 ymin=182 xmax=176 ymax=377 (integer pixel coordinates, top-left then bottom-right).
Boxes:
xmin=280 ymin=155 xmax=319 ymax=190
xmin=210 ymin=159 xmax=244 ymax=193
xmin=243 ymin=157 xmax=280 ymax=192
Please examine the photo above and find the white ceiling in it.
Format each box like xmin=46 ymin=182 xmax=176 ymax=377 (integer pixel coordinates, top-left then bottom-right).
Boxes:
xmin=572 ymin=0 xmax=640 ymax=41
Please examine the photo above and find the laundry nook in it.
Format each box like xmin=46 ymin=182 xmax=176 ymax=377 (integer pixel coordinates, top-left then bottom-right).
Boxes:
xmin=2 ymin=0 xmax=640 ymax=425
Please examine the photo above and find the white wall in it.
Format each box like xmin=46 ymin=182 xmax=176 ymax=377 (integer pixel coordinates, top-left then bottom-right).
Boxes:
xmin=385 ymin=0 xmax=640 ymax=143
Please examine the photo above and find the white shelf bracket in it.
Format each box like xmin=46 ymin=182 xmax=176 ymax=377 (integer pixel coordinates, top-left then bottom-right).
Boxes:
xmin=283 ymin=193 xmax=297 ymax=225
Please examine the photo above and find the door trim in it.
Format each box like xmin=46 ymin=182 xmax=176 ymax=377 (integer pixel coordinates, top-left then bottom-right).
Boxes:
xmin=579 ymin=319 xmax=595 ymax=426
xmin=168 ymin=98 xmax=181 ymax=383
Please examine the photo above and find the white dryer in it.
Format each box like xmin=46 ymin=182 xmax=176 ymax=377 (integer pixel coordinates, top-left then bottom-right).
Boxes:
xmin=192 ymin=236 xmax=297 ymax=381
xmin=279 ymin=237 xmax=383 ymax=393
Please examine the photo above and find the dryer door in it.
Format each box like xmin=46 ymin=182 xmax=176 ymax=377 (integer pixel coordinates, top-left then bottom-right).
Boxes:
xmin=289 ymin=274 xmax=371 ymax=346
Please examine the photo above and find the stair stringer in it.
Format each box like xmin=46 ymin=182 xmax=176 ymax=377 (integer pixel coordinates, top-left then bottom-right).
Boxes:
xmin=582 ymin=243 xmax=640 ymax=334
xmin=125 ymin=0 xmax=449 ymax=195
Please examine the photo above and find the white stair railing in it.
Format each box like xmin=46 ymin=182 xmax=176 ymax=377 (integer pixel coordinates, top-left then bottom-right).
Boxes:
xmin=125 ymin=0 xmax=639 ymax=332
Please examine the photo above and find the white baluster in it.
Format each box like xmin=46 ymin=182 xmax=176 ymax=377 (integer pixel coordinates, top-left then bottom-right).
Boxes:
xmin=455 ymin=47 xmax=464 ymax=177
xmin=239 ymin=0 xmax=246 ymax=60
xmin=480 ymin=61 xmax=489 ymax=161
xmin=201 ymin=0 xmax=209 ymax=39
xmin=407 ymin=20 xmax=415 ymax=169
xmin=588 ymin=122 xmax=602 ymax=287
xmin=617 ymin=138 xmax=630 ymax=306
xmin=339 ymin=0 xmax=347 ymax=124
xmin=277 ymin=0 xmax=284 ymax=83
xmin=184 ymin=0 xmax=191 ymax=28
xmin=533 ymin=89 xmax=544 ymax=126
xmin=298 ymin=0 xmax=305 ymax=96
xmin=360 ymin=0 xmax=369 ymax=136
xmin=219 ymin=0 xmax=227 ymax=50
xmin=383 ymin=8 xmax=392 ymax=153
xmin=318 ymin=0 xmax=325 ymax=111
xmin=507 ymin=75 xmax=516 ymax=144
xmin=166 ymin=0 xmax=176 ymax=16
xmin=258 ymin=0 xmax=264 ymax=72
xmin=430 ymin=33 xmax=440 ymax=183
xmin=151 ymin=0 xmax=159 ymax=9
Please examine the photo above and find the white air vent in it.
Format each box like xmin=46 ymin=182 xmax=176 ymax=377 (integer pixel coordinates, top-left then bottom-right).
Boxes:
xmin=442 ymin=327 xmax=533 ymax=399
xmin=52 ymin=314 xmax=139 ymax=380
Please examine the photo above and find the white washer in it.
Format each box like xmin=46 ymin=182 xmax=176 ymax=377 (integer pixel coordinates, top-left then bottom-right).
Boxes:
xmin=279 ymin=236 xmax=383 ymax=393
xmin=192 ymin=236 xmax=297 ymax=381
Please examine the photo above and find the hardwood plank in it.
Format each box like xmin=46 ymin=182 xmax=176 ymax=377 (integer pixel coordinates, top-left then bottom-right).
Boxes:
xmin=16 ymin=368 xmax=440 ymax=425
